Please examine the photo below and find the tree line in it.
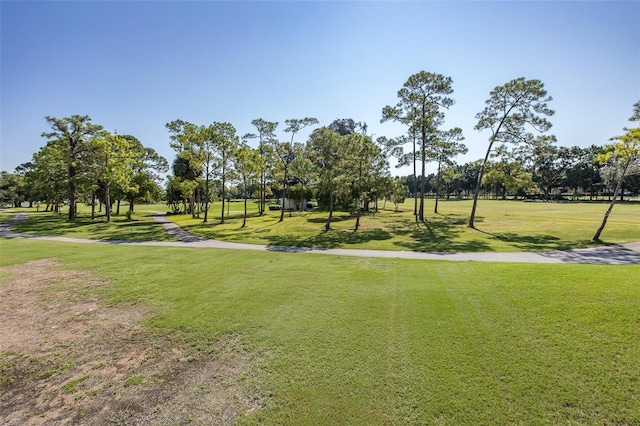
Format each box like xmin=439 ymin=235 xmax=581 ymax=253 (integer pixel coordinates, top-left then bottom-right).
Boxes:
xmin=2 ymin=72 xmax=638 ymax=239
xmin=2 ymin=116 xmax=168 ymax=221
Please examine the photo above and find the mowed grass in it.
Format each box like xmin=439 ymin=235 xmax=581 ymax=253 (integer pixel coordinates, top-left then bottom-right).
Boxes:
xmin=1 ymin=238 xmax=638 ymax=424
xmin=173 ymin=199 xmax=640 ymax=252
xmin=6 ymin=205 xmax=177 ymax=242
xmin=4 ymin=198 xmax=639 ymax=252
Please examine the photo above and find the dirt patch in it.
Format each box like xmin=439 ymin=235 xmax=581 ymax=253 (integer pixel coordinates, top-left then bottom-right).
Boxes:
xmin=0 ymin=259 xmax=265 ymax=425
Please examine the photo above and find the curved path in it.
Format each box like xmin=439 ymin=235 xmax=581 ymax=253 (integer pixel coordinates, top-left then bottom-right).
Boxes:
xmin=2 ymin=212 xmax=639 ymax=265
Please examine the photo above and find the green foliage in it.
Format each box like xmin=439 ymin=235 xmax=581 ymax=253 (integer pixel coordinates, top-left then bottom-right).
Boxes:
xmin=390 ymin=177 xmax=407 ymax=209
xmin=630 ymin=100 xmax=640 ymax=122
xmin=41 ymin=115 xmax=105 ymax=221
xmin=592 ymin=125 xmax=640 ymax=241
xmin=381 ymin=71 xmax=456 ymax=221
xmin=166 ymin=119 xmax=240 ymax=223
xmin=0 ymin=171 xmax=25 ymax=207
xmin=470 ymin=77 xmax=555 ymax=227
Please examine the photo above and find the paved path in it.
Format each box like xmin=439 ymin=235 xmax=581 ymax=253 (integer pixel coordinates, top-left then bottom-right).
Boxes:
xmin=2 ymin=212 xmax=639 ymax=265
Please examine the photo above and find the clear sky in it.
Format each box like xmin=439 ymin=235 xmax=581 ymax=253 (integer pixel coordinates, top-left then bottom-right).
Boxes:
xmin=1 ymin=1 xmax=638 ymax=176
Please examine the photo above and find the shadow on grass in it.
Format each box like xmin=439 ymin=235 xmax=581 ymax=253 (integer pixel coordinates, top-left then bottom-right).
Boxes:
xmin=474 ymin=228 xmax=576 ymax=251
xmin=265 ymin=228 xmax=393 ymax=249
xmin=306 ymin=214 xmax=352 ymax=224
xmin=12 ymin=212 xmax=175 ymax=242
xmin=95 ymin=221 xmax=177 ymax=242
xmin=392 ymin=218 xmax=493 ymax=253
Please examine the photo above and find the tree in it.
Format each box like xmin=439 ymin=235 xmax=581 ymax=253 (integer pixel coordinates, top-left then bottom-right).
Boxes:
xmin=469 ymin=78 xmax=554 ymax=228
xmin=166 ymin=120 xmax=203 ymax=218
xmin=328 ymin=118 xmax=367 ymax=136
xmin=19 ymin=143 xmax=68 ymax=212
xmin=483 ymin=146 xmax=534 ymax=200
xmin=209 ymin=122 xmax=239 ymax=224
xmin=382 ymin=71 xmax=454 ymax=222
xmin=592 ymin=127 xmax=640 ymax=241
xmin=630 ymin=100 xmax=640 ymax=122
xmin=0 ymin=171 xmax=25 ymax=207
xmin=562 ymin=145 xmax=604 ymax=200
xmin=307 ymin=127 xmax=342 ymax=230
xmin=165 ymin=175 xmax=185 ymax=214
xmin=440 ymin=165 xmax=464 ymax=199
xmin=525 ymin=135 xmax=567 ymax=200
xmin=234 ymin=143 xmax=262 ymax=228
xmin=244 ymin=119 xmax=278 ymax=215
xmin=394 ymin=129 xmax=419 ymax=216
xmin=289 ymin=142 xmax=314 ymax=212
xmin=42 ymin=115 xmax=104 ymax=221
xmin=278 ymin=117 xmax=319 ymax=222
xmin=123 ymin=137 xmax=168 ymax=213
xmin=429 ymin=127 xmax=466 ymax=213
xmin=343 ymin=133 xmax=381 ymax=230
xmin=375 ymin=136 xmax=403 ymax=212
xmin=390 ymin=177 xmax=407 ymax=210
xmin=87 ymin=132 xmax=137 ymax=222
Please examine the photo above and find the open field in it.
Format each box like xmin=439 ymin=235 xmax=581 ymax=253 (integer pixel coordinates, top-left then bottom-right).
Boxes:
xmin=174 ymin=199 xmax=640 ymax=252
xmin=5 ymin=207 xmax=177 ymax=242
xmin=1 ymin=238 xmax=639 ymax=424
xmin=8 ymin=199 xmax=639 ymax=252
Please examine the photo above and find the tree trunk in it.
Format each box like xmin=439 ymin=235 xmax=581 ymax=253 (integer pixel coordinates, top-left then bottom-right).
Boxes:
xmin=189 ymin=193 xmax=196 ymax=218
xmin=105 ymin=182 xmax=111 ymax=222
xmin=203 ymin=175 xmax=210 ymax=223
xmin=116 ymin=199 xmax=121 ymax=215
xmin=434 ymin=160 xmax=442 ymax=214
xmin=260 ymin=171 xmax=266 ymax=215
xmin=221 ymin=164 xmax=226 ymax=224
xmin=469 ymin=140 xmax=495 ymax=228
xmin=413 ymin=136 xmax=417 ymax=218
xmin=68 ymin=164 xmax=77 ymax=221
xmin=325 ymin=189 xmax=334 ymax=231
xmin=91 ymin=191 xmax=96 ymax=220
xmin=592 ymin=158 xmax=630 ymax=241
xmin=259 ymin=140 xmax=266 ymax=216
xmin=279 ymin=167 xmax=287 ymax=223
xmin=242 ymin=180 xmax=248 ymax=228
xmin=419 ymin=134 xmax=426 ymax=222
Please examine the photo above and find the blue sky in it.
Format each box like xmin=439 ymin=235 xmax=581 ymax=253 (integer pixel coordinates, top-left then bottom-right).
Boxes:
xmin=1 ymin=1 xmax=638 ymax=176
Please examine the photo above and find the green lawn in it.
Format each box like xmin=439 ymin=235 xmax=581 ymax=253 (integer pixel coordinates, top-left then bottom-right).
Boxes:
xmin=1 ymin=238 xmax=638 ymax=424
xmin=7 ymin=205 xmax=177 ymax=242
xmin=5 ymin=199 xmax=639 ymax=251
xmin=173 ymin=199 xmax=640 ymax=252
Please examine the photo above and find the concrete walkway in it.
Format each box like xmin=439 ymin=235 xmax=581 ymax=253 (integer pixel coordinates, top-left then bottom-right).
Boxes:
xmin=2 ymin=212 xmax=639 ymax=265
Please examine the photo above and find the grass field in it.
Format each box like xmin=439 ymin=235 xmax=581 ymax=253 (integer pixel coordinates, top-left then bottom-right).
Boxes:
xmin=175 ymin=198 xmax=640 ymax=252
xmin=8 ymin=198 xmax=638 ymax=252
xmin=5 ymin=206 xmax=177 ymax=241
xmin=1 ymin=238 xmax=639 ymax=424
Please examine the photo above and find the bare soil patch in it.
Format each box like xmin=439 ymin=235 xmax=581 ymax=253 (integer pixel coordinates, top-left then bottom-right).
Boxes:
xmin=0 ymin=259 xmax=265 ymax=425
